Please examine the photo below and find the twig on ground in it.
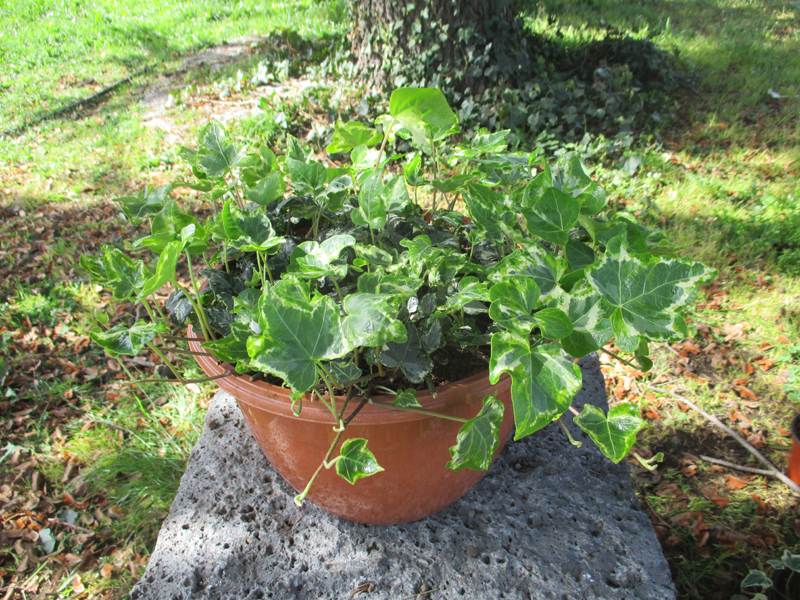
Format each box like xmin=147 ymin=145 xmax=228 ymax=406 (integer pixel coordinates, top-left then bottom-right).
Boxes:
xmin=600 ymin=347 xmax=639 ymax=370
xmin=648 ymin=385 xmax=800 ymax=496
xmin=699 ymin=455 xmax=775 ymax=477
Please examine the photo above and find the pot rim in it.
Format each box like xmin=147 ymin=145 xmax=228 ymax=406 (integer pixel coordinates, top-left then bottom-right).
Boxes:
xmin=187 ymin=324 xmax=510 ymax=424
xmin=792 ymin=414 xmax=800 ymax=446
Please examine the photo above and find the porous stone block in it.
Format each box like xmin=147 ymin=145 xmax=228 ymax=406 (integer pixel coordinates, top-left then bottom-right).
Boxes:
xmin=131 ymin=355 xmax=675 ymax=600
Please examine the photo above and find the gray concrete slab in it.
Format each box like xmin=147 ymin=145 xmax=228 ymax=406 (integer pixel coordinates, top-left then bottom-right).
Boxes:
xmin=131 ymin=354 xmax=675 ymax=600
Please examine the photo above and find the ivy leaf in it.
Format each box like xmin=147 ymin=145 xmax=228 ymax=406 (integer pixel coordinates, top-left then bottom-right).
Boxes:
xmin=90 ymin=321 xmax=167 ymax=357
xmin=565 ymin=239 xmax=597 ymax=270
xmin=81 ymin=247 xmax=149 ymax=301
xmin=166 ymin=290 xmax=193 ymax=325
xmin=521 ymin=186 xmax=580 ymax=246
xmin=247 ymin=171 xmax=286 ymax=206
xmin=221 ymin=201 xmax=277 ymax=250
xmin=573 ymin=403 xmax=644 ymax=463
xmin=381 ymin=322 xmax=433 ymax=384
xmin=342 ymin=293 xmax=407 ymax=348
xmin=488 ymin=278 xmax=541 ymax=334
xmin=553 ymin=155 xmax=606 ymax=215
xmin=384 ymin=175 xmax=412 ymax=215
xmin=286 ymin=158 xmax=327 ymax=197
xmin=557 ymin=288 xmax=615 ymax=359
xmin=326 ymin=121 xmax=382 ymax=154
xmin=463 ymin=183 xmax=513 ymax=245
xmin=403 ymin=154 xmax=424 ymax=187
xmin=585 ymin=237 xmax=717 ymax=352
xmin=202 ymin=321 xmax=252 ymax=366
xmin=489 ymin=335 xmax=582 ymax=440
xmin=327 ymin=360 xmax=363 ymax=386
xmin=444 ymin=276 xmax=490 ymax=312
xmin=431 ymin=173 xmax=475 ymax=194
xmin=351 ymin=169 xmax=387 ymax=230
xmin=393 ymin=389 xmax=421 ymax=408
xmin=336 ymin=438 xmax=384 ymax=484
xmin=389 ymin=87 xmax=459 ymax=151
xmin=198 ymin=124 xmax=246 ymax=178
xmin=420 ymin=319 xmax=444 ymax=354
xmin=288 ymin=234 xmax=356 ymax=279
xmin=140 ymin=240 xmax=182 ymax=298
xmin=532 ymin=307 xmax=573 ymax=340
xmin=446 ymin=395 xmax=505 ymax=471
xmin=741 ymin=571 xmax=773 ymax=590
xmin=249 ymin=292 xmax=349 ymax=392
xmin=488 ymin=243 xmax=566 ymax=301
xmin=357 ymin=273 xmax=422 ymax=298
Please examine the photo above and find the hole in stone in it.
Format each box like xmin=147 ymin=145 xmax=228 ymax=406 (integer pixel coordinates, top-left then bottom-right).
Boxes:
xmin=481 ymin=556 xmax=490 ymax=565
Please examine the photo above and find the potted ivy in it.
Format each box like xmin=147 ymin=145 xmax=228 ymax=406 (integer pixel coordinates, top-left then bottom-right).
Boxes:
xmin=82 ymin=88 xmax=715 ymax=525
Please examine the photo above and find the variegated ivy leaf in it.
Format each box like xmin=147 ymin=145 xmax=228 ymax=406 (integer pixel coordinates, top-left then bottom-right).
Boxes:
xmin=286 ymin=157 xmax=327 ymax=197
xmin=327 ymin=360 xmax=363 ymax=386
xmin=326 ymin=120 xmax=382 ymax=154
xmin=247 ymin=171 xmax=286 ymax=206
xmin=351 ymin=169 xmax=386 ymax=230
xmin=488 ymin=243 xmax=567 ymax=301
xmin=444 ymin=276 xmax=490 ymax=312
xmin=585 ymin=237 xmax=717 ymax=352
xmin=384 ymin=175 xmax=412 ymax=215
xmin=531 ymin=307 xmax=573 ymax=340
xmin=556 ymin=288 xmax=615 ymax=359
xmin=357 ymin=272 xmax=422 ymax=299
xmin=447 ymin=395 xmax=505 ymax=471
xmin=392 ymin=389 xmax=421 ymax=408
xmin=90 ymin=321 xmax=167 ymax=357
xmin=287 ymin=234 xmax=356 ymax=279
xmin=489 ymin=334 xmax=582 ymax=440
xmin=488 ymin=278 xmax=541 ymax=334
xmin=389 ymin=87 xmax=459 ymax=152
xmin=198 ymin=124 xmax=247 ymax=178
xmin=201 ymin=321 xmax=252 ymax=368
xmin=140 ymin=240 xmax=182 ymax=298
xmin=80 ymin=247 xmax=150 ymax=301
xmin=463 ymin=183 xmax=516 ymax=245
xmin=551 ymin=155 xmax=606 ymax=215
xmin=221 ymin=201 xmax=283 ymax=252
xmin=248 ymin=292 xmax=349 ymax=392
xmin=342 ymin=293 xmax=407 ymax=348
xmin=381 ymin=322 xmax=433 ymax=384
xmin=573 ymin=403 xmax=644 ymax=463
xmin=399 ymin=235 xmax=444 ymax=279
xmin=336 ymin=438 xmax=384 ymax=484
xmin=520 ymin=186 xmax=580 ymax=247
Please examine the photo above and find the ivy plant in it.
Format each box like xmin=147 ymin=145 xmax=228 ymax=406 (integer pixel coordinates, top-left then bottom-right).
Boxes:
xmin=83 ymin=87 xmax=715 ymax=505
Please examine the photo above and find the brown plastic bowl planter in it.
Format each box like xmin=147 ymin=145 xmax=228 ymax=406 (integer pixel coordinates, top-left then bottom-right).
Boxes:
xmin=789 ymin=414 xmax=800 ymax=486
xmin=188 ymin=327 xmax=514 ymax=525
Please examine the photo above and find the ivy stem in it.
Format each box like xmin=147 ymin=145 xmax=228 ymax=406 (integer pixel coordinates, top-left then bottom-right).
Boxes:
xmin=145 ymin=342 xmax=185 ymax=385
xmin=331 ymin=277 xmax=345 ymax=306
xmin=295 ymin=394 xmax=370 ymax=506
xmin=568 ymin=405 xmax=580 ymax=416
xmin=600 ymin=347 xmax=639 ymax=370
xmin=316 ymin=364 xmax=342 ymax=425
xmin=375 ymin=348 xmax=384 ymax=378
xmin=121 ymin=372 xmax=232 ymax=385
xmin=557 ymin=417 xmax=582 ymax=447
xmin=375 ymin=117 xmax=395 ymax=174
xmin=186 ymin=253 xmax=216 ymax=341
xmin=172 ymin=280 xmax=211 ymax=342
xmin=372 ymin=402 xmax=468 ymax=423
xmin=430 ymin=137 xmax=440 ymax=216
xmin=151 ymin=297 xmax=167 ymax=322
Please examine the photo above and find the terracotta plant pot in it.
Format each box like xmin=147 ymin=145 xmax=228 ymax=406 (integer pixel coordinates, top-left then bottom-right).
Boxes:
xmin=188 ymin=328 xmax=514 ymax=525
xmin=789 ymin=414 xmax=800 ymax=486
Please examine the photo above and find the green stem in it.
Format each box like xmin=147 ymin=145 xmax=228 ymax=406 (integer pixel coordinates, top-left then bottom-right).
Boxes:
xmin=375 ymin=347 xmax=384 ymax=378
xmin=173 ymin=280 xmax=211 ymax=342
xmin=332 ymin=277 xmax=345 ymax=306
xmin=557 ymin=418 xmax=582 ymax=448
xmin=186 ymin=253 xmax=216 ymax=341
xmin=151 ymin=297 xmax=167 ymax=321
xmin=375 ymin=402 xmax=467 ymax=423
xmin=430 ymin=138 xmax=440 ymax=216
xmin=294 ymin=395 xmax=370 ymax=507
xmin=146 ymin=343 xmax=185 ymax=385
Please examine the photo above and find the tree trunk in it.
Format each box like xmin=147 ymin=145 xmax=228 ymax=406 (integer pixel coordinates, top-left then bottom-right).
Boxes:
xmin=350 ymin=0 xmax=529 ymax=95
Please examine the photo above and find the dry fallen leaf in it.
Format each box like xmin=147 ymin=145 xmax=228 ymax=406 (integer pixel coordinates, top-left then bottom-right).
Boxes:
xmin=100 ymin=563 xmax=114 ymax=579
xmin=72 ymin=574 xmax=85 ymax=594
xmin=777 ymin=427 xmax=791 ymax=437
xmin=777 ymin=334 xmax=792 ymax=344
xmin=743 ymin=362 xmax=754 ymax=375
xmin=735 ymin=386 xmax=757 ymax=401
xmin=726 ymin=475 xmax=750 ymax=490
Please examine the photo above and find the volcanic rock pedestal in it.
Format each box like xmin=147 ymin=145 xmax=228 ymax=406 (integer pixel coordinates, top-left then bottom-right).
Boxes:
xmin=131 ymin=354 xmax=675 ymax=600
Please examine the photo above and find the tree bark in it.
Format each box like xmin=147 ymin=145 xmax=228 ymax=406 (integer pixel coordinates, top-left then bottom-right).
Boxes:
xmin=350 ymin=0 xmax=528 ymax=95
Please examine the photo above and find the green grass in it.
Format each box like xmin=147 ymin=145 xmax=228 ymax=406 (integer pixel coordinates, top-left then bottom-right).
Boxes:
xmin=0 ymin=0 xmax=346 ymax=132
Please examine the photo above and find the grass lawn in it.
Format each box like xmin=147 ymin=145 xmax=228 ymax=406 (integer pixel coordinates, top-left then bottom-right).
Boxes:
xmin=1 ymin=0 xmax=799 ymax=598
